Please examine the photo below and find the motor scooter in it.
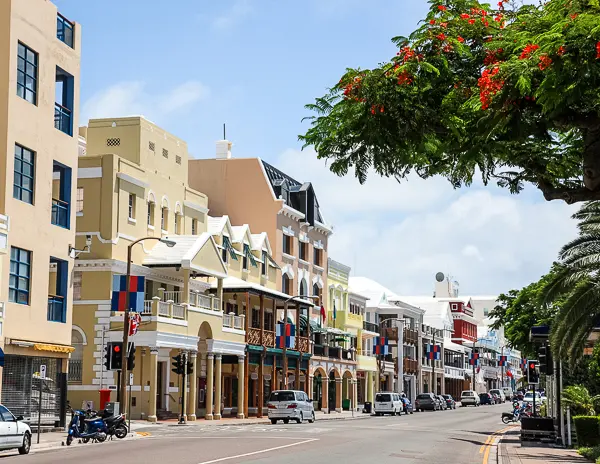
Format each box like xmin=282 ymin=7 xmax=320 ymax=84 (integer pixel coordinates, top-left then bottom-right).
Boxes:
xmin=66 ymin=409 xmax=107 ymax=446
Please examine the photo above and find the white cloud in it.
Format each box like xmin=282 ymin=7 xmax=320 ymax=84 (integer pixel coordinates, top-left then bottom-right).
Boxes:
xmin=81 ymin=81 xmax=209 ymax=125
xmin=212 ymin=0 xmax=253 ymax=30
xmin=271 ymin=148 xmax=578 ymax=296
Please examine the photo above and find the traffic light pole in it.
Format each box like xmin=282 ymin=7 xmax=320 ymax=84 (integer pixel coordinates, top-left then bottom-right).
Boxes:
xmin=120 ymin=243 xmax=134 ymax=411
xmin=179 ymin=352 xmax=187 ymax=424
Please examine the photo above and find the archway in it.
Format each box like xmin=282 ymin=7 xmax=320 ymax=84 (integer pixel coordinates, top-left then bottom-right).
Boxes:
xmin=312 ymin=367 xmax=327 ymax=411
xmin=328 ymin=368 xmax=341 ymax=412
xmin=342 ymin=370 xmax=354 ymax=411
xmin=69 ymin=328 xmax=85 ymax=384
xmin=196 ymin=321 xmax=214 ymax=418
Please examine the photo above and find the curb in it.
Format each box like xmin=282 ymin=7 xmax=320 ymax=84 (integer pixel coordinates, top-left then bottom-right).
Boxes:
xmin=29 ymin=431 xmax=148 ymax=453
xmin=161 ymin=413 xmax=373 ymax=427
xmin=495 ymin=427 xmax=518 ymax=464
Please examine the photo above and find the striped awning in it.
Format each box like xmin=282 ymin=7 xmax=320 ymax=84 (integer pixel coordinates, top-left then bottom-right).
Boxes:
xmin=34 ymin=343 xmax=74 ymax=353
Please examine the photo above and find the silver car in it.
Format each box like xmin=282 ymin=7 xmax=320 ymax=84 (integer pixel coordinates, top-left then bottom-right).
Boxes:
xmin=267 ymin=390 xmax=315 ymax=424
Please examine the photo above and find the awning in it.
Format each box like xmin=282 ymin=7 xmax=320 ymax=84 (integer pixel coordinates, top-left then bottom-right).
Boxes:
xmin=34 ymin=343 xmax=74 ymax=353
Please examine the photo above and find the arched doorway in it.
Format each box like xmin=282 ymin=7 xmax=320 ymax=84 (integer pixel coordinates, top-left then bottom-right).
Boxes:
xmin=342 ymin=370 xmax=354 ymax=411
xmin=312 ymin=367 xmax=326 ymax=410
xmin=328 ymin=368 xmax=340 ymax=412
xmin=196 ymin=321 xmax=213 ymax=418
xmin=69 ymin=328 xmax=84 ymax=384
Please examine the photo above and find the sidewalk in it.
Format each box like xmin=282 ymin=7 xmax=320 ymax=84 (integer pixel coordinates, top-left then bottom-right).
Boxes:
xmin=498 ymin=429 xmax=587 ymax=463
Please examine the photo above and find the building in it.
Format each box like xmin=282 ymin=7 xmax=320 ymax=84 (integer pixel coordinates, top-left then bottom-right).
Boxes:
xmin=0 ymin=0 xmax=81 ymax=426
xmin=69 ymin=117 xmax=243 ymax=421
xmin=349 ymin=290 xmax=376 ymax=407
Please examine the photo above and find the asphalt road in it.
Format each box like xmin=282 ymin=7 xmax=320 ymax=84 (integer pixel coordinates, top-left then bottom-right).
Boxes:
xmin=2 ymin=403 xmax=511 ymax=464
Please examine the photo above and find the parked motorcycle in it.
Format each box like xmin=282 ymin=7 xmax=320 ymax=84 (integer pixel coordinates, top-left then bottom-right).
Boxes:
xmin=66 ymin=409 xmax=107 ymax=446
xmin=95 ymin=409 xmax=128 ymax=440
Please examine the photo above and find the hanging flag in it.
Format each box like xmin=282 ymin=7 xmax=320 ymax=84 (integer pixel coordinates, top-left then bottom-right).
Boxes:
xmin=333 ymin=301 xmax=337 ymax=320
xmin=276 ymin=322 xmax=295 ymax=349
xmin=373 ymin=337 xmax=389 ymax=356
xmin=506 ymin=368 xmax=514 ymax=378
xmin=320 ymin=305 xmax=326 ymax=324
xmin=469 ymin=352 xmax=480 ymax=366
xmin=129 ymin=312 xmax=142 ymax=336
xmin=498 ymin=355 xmax=507 ymax=367
xmin=426 ymin=344 xmax=441 ymax=360
xmin=520 ymin=358 xmax=527 ymax=372
xmin=465 ymin=300 xmax=472 ymax=309
xmin=111 ymin=275 xmax=145 ymax=312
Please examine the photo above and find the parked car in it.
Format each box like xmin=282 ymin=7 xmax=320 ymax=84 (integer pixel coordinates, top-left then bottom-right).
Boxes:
xmin=479 ymin=393 xmax=494 ymax=405
xmin=401 ymin=396 xmax=414 ymax=415
xmin=490 ymin=393 xmax=501 ymax=404
xmin=442 ymin=394 xmax=456 ymax=409
xmin=460 ymin=390 xmax=480 ymax=407
xmin=523 ymin=391 xmax=545 ymax=405
xmin=489 ymin=389 xmax=506 ymax=403
xmin=415 ymin=393 xmax=439 ymax=411
xmin=267 ymin=390 xmax=315 ymax=424
xmin=436 ymin=395 xmax=448 ymax=410
xmin=502 ymin=387 xmax=513 ymax=401
xmin=0 ymin=405 xmax=31 ymax=454
xmin=374 ymin=392 xmax=404 ymax=416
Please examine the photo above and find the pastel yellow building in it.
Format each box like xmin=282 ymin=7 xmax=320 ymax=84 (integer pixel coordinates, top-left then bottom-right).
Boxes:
xmin=0 ymin=0 xmax=81 ymax=427
xmin=69 ymin=116 xmax=246 ymax=421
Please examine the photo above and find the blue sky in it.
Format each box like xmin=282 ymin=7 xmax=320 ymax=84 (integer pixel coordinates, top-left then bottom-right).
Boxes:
xmin=55 ymin=0 xmax=577 ymax=295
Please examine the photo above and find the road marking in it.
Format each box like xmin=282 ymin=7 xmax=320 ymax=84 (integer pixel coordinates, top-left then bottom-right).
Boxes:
xmin=136 ymin=432 xmax=151 ymax=437
xmin=481 ymin=425 xmax=517 ymax=464
xmin=196 ymin=438 xmax=319 ymax=464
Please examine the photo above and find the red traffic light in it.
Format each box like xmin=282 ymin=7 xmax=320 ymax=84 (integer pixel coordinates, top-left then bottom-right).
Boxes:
xmin=113 ymin=345 xmax=121 ymax=353
xmin=529 ymin=362 xmax=535 ymax=369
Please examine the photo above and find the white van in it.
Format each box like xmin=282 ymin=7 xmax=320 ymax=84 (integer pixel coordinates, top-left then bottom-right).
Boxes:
xmin=374 ymin=392 xmax=403 ymax=416
xmin=502 ymin=387 xmax=513 ymax=401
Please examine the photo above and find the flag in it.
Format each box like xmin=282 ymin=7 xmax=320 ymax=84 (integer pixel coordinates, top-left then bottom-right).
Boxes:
xmin=373 ymin=337 xmax=389 ymax=356
xmin=426 ymin=344 xmax=441 ymax=360
xmin=111 ymin=275 xmax=145 ymax=312
xmin=506 ymin=369 xmax=513 ymax=378
xmin=498 ymin=355 xmax=507 ymax=367
xmin=466 ymin=300 xmax=472 ymax=309
xmin=520 ymin=358 xmax=527 ymax=371
xmin=469 ymin=352 xmax=480 ymax=366
xmin=320 ymin=305 xmax=326 ymax=324
xmin=276 ymin=322 xmax=295 ymax=349
xmin=129 ymin=312 xmax=142 ymax=336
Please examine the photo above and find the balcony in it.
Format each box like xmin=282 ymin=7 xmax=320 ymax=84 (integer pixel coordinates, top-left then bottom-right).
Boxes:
xmin=247 ymin=328 xmax=275 ymax=347
xmin=363 ymin=321 xmax=379 ymax=333
xmin=328 ymin=346 xmax=341 ymax=360
xmin=47 ymin=295 xmax=65 ymax=323
xmin=382 ymin=326 xmax=399 ymax=342
xmin=314 ymin=344 xmax=325 ymax=357
xmin=403 ymin=328 xmax=419 ymax=345
xmin=403 ymin=358 xmax=418 ymax=374
xmin=142 ymin=297 xmax=187 ymax=320
xmin=156 ymin=290 xmax=221 ymax=312
xmin=0 ymin=214 xmax=8 ymax=253
xmin=51 ymin=198 xmax=69 ymax=228
xmin=223 ymin=313 xmax=245 ymax=330
xmin=54 ymin=103 xmax=72 ymax=136
xmin=56 ymin=14 xmax=74 ymax=48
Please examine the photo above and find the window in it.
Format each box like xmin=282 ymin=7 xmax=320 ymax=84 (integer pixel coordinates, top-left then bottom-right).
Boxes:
xmin=313 ymin=247 xmax=322 ymax=267
xmin=299 ymin=279 xmax=307 ymax=297
xmin=283 ymin=234 xmax=292 ymax=255
xmin=174 ymin=213 xmax=179 ymax=234
xmin=299 ymin=241 xmax=307 ymax=261
xmin=17 ymin=42 xmax=38 ymax=104
xmin=149 ymin=141 xmax=155 ymax=152
xmin=175 ymin=155 xmax=182 ymax=165
xmin=243 ymin=246 xmax=248 ymax=271
xmin=313 ymin=283 xmax=319 ymax=296
xmin=192 ymin=219 xmax=197 ymax=235
xmin=162 ymin=148 xmax=168 ymax=158
xmin=261 ymin=251 xmax=267 ymax=277
xmin=13 ymin=144 xmax=34 ymax=204
xmin=483 ymin=308 xmax=489 ymax=317
xmin=51 ymin=161 xmax=72 ymax=229
xmin=222 ymin=238 xmax=229 ymax=264
xmin=451 ymin=303 xmax=458 ymax=310
xmin=147 ymin=202 xmax=155 ymax=227
xmin=0 ymin=406 xmax=15 ymax=422
xmin=76 ymin=188 xmax=84 ymax=213
xmin=161 ymin=207 xmax=168 ymax=231
xmin=282 ymin=274 xmax=291 ymax=295
xmin=9 ymin=247 xmax=31 ymax=305
xmin=128 ymin=193 xmax=136 ymax=220
xmin=56 ymin=13 xmax=74 ymax=48
xmin=48 ymin=256 xmax=68 ymax=323
xmin=73 ymin=271 xmax=82 ymax=300
xmin=55 ymin=67 xmax=74 ymax=136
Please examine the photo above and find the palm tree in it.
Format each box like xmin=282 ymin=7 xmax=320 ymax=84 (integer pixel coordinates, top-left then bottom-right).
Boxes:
xmin=561 ymin=385 xmax=600 ymax=416
xmin=544 ymin=202 xmax=600 ymax=361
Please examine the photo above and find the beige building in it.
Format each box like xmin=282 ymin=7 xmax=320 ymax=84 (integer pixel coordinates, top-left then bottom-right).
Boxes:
xmin=69 ymin=117 xmax=247 ymax=421
xmin=0 ymin=0 xmax=81 ymax=426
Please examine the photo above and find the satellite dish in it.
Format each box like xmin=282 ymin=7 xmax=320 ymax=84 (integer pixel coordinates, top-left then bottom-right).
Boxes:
xmin=435 ymin=272 xmax=445 ymax=282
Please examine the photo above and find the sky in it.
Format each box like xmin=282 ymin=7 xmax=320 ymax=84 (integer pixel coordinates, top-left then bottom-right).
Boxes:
xmin=56 ymin=0 xmax=577 ymax=296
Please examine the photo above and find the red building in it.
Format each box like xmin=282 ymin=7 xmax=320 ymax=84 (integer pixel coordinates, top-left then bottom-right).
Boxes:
xmin=446 ymin=300 xmax=477 ymax=345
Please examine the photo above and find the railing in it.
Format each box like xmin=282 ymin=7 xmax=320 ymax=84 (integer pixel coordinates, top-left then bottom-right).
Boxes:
xmin=68 ymin=359 xmax=82 ymax=384
xmin=47 ymin=295 xmax=65 ymax=322
xmin=342 ymin=349 xmax=354 ymax=361
xmin=363 ymin=321 xmax=379 ymax=333
xmin=246 ymin=328 xmax=275 ymax=347
xmin=357 ymin=349 xmax=375 ymax=357
xmin=163 ymin=291 xmax=182 ymax=303
xmin=142 ymin=300 xmax=153 ymax=315
xmin=54 ymin=103 xmax=72 ymax=135
xmin=158 ymin=301 xmax=170 ymax=316
xmin=172 ymin=304 xmax=185 ymax=319
xmin=314 ymin=345 xmax=325 ymax=357
xmin=56 ymin=13 xmax=74 ymax=48
xmin=191 ymin=292 xmax=220 ymax=312
xmin=51 ymin=198 xmax=69 ymax=228
xmin=404 ymin=328 xmax=419 ymax=345
xmin=328 ymin=346 xmax=341 ymax=360
xmin=223 ymin=313 xmax=245 ymax=330
xmin=403 ymin=358 xmax=418 ymax=374
xmin=382 ymin=326 xmax=399 ymax=341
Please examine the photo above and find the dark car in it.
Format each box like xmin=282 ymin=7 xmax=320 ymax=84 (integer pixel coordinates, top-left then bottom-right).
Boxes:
xmin=436 ymin=395 xmax=448 ymax=410
xmin=401 ymin=397 xmax=414 ymax=415
xmin=479 ymin=393 xmax=494 ymax=405
xmin=442 ymin=394 xmax=456 ymax=410
xmin=415 ymin=393 xmax=438 ymax=411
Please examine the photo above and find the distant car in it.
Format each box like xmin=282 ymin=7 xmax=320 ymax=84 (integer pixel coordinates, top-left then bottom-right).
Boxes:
xmin=442 ymin=394 xmax=456 ymax=409
xmin=502 ymin=387 xmax=513 ymax=401
xmin=461 ymin=390 xmax=480 ymax=407
xmin=436 ymin=395 xmax=448 ymax=410
xmin=479 ymin=393 xmax=494 ymax=405
xmin=415 ymin=393 xmax=438 ymax=411
xmin=489 ymin=389 xmax=506 ymax=403
xmin=374 ymin=392 xmax=404 ymax=416
xmin=401 ymin=397 xmax=414 ymax=415
xmin=516 ymin=391 xmax=525 ymax=401
xmin=490 ymin=393 xmax=502 ymax=404
xmin=523 ymin=391 xmax=545 ymax=405
xmin=267 ymin=390 xmax=315 ymax=424
xmin=0 ymin=405 xmax=31 ymax=454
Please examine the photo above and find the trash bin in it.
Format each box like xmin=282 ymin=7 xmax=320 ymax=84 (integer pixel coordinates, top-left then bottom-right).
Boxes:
xmin=342 ymin=399 xmax=350 ymax=411
xmin=363 ymin=402 xmax=372 ymax=414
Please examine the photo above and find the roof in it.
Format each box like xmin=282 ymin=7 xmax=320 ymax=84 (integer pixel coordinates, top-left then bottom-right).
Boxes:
xmin=444 ymin=339 xmax=466 ymax=353
xmin=212 ymin=276 xmax=316 ymax=306
xmin=348 ymin=277 xmax=400 ymax=306
xmin=250 ymin=232 xmax=271 ymax=254
xmin=400 ymin=297 xmax=453 ymax=330
xmin=207 ymin=216 xmax=230 ymax=236
xmin=231 ymin=225 xmax=251 ymax=243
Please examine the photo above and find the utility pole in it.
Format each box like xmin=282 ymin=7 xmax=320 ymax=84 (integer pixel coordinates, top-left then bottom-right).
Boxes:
xmin=501 ymin=346 xmax=504 ymax=389
xmin=179 ymin=352 xmax=187 ymax=424
xmin=282 ymin=301 xmax=289 ymax=390
xmin=431 ymin=329 xmax=435 ymax=395
xmin=120 ymin=244 xmax=133 ymax=411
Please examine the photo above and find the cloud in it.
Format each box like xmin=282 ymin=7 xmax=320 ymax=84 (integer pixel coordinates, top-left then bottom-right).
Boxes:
xmin=212 ymin=0 xmax=253 ymax=30
xmin=81 ymin=81 xmax=209 ymax=125
xmin=271 ymin=148 xmax=578 ymax=296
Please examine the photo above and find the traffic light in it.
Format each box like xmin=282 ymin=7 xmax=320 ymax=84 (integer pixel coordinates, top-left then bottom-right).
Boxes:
xmin=186 ymin=359 xmax=194 ymax=375
xmin=538 ymin=344 xmax=554 ymax=376
xmin=128 ymin=344 xmax=136 ymax=371
xmin=527 ymin=360 xmax=540 ymax=385
xmin=172 ymin=354 xmax=183 ymax=375
xmin=104 ymin=345 xmax=111 ymax=371
xmin=109 ymin=342 xmax=123 ymax=371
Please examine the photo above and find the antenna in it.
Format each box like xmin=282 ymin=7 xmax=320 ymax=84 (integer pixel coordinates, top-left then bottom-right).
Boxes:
xmin=223 ymin=123 xmax=226 ymax=140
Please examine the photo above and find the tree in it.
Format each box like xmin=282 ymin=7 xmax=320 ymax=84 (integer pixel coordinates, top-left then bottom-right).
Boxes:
xmin=561 ymin=385 xmax=600 ymax=416
xmin=489 ymin=268 xmax=560 ymax=358
xmin=300 ymin=0 xmax=600 ymax=204
xmin=544 ymin=202 xmax=600 ymax=360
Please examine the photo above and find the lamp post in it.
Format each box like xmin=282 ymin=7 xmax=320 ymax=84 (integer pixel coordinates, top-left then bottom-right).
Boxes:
xmin=120 ymin=236 xmax=176 ymax=412
xmin=282 ymin=295 xmax=320 ymax=390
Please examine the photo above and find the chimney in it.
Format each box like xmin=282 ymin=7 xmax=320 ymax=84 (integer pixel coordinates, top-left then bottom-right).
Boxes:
xmin=216 ymin=140 xmax=232 ymax=159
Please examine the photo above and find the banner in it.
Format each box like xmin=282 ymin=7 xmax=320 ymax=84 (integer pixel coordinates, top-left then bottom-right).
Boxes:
xmin=111 ymin=275 xmax=145 ymax=312
xmin=469 ymin=352 xmax=480 ymax=366
xmin=498 ymin=355 xmax=507 ymax=367
xmin=276 ymin=322 xmax=295 ymax=349
xmin=373 ymin=337 xmax=389 ymax=356
xmin=129 ymin=312 xmax=142 ymax=336
xmin=426 ymin=344 xmax=441 ymax=360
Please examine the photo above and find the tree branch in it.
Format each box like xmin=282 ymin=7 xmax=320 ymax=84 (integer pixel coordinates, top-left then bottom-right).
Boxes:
xmin=540 ymin=185 xmax=600 ymax=204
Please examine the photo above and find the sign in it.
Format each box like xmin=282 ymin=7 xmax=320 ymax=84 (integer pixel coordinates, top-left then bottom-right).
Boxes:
xmin=40 ymin=364 xmax=47 ymax=380
xmin=129 ymin=372 xmax=134 ymax=386
xmin=111 ymin=275 xmax=145 ymax=312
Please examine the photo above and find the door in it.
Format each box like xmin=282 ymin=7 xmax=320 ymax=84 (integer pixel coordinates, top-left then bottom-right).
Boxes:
xmin=156 ymin=362 xmax=164 ymax=410
xmin=0 ymin=406 xmax=17 ymax=446
xmin=299 ymin=392 xmax=310 ymax=418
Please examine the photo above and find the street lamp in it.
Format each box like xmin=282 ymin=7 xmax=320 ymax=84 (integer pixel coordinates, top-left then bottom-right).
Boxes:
xmin=120 ymin=237 xmax=175 ymax=410
xmin=378 ymin=318 xmax=406 ymax=394
xmin=281 ymin=294 xmax=320 ymax=390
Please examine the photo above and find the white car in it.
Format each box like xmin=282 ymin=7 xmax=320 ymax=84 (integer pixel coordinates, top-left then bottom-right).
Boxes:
xmin=374 ymin=392 xmax=404 ymax=416
xmin=460 ymin=390 xmax=480 ymax=407
xmin=0 ymin=405 xmax=31 ymax=454
xmin=267 ymin=390 xmax=315 ymax=424
xmin=523 ymin=391 xmax=545 ymax=404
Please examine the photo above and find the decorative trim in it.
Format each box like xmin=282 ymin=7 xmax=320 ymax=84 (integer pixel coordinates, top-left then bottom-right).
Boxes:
xmin=73 ymin=299 xmax=111 ymax=305
xmin=312 ymin=274 xmax=324 ymax=288
xmin=117 ymin=172 xmax=149 ymax=189
xmin=315 ymin=220 xmax=333 ymax=236
xmin=78 ymin=167 xmax=103 ymax=179
xmin=222 ymin=327 xmax=246 ymax=336
xmin=161 ymin=195 xmax=170 ymax=209
xmin=313 ymin=264 xmax=325 ymax=272
xmin=76 ymin=212 xmax=84 ymax=217
xmin=148 ymin=224 xmax=155 ymax=231
xmin=128 ymin=218 xmax=137 ymax=225
xmin=281 ymin=264 xmax=294 ymax=279
xmin=298 ymin=232 xmax=309 ymax=243
xmin=183 ymin=200 xmax=209 ymax=214
xmin=282 ymin=226 xmax=295 ymax=237
xmin=206 ymin=338 xmax=246 ymax=356
xmin=280 ymin=204 xmax=305 ymax=221
xmin=174 ymin=201 xmax=183 ymax=214
xmin=282 ymin=253 xmax=296 ymax=261
xmin=313 ymin=240 xmax=324 ymax=250
xmin=72 ymin=325 xmax=88 ymax=345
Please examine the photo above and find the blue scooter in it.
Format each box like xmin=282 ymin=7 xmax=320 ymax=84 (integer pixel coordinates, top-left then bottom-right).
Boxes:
xmin=66 ymin=409 xmax=107 ymax=446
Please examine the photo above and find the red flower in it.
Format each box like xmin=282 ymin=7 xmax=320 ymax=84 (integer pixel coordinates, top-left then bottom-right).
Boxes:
xmin=538 ymin=54 xmax=552 ymax=71
xmin=438 ymin=5 xmax=447 ymax=11
xmin=379 ymin=105 xmax=384 ymax=113
xmin=596 ymin=41 xmax=600 ymax=59
xmin=519 ymin=44 xmax=540 ymax=60
xmin=436 ymin=33 xmax=446 ymax=41
xmin=443 ymin=44 xmax=453 ymax=53
xmin=570 ymin=13 xmax=578 ymax=20
xmin=484 ymin=21 xmax=489 ymax=27
xmin=478 ymin=66 xmax=504 ymax=110
xmin=370 ymin=105 xmax=376 ymax=115
xmin=494 ymin=14 xmax=503 ymax=22
xmin=468 ymin=19 xmax=476 ymax=24
xmin=397 ymin=70 xmax=413 ymax=86
xmin=440 ymin=22 xmax=448 ymax=28
xmin=457 ymin=36 xmax=465 ymax=43
xmin=557 ymin=45 xmax=566 ymax=56
xmin=460 ymin=13 xmax=470 ymax=19
xmin=430 ymin=19 xmax=436 ymax=25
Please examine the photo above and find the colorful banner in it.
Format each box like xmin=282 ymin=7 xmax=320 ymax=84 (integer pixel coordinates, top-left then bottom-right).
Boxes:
xmin=520 ymin=358 xmax=527 ymax=371
xmin=469 ymin=352 xmax=480 ymax=366
xmin=111 ymin=275 xmax=145 ymax=312
xmin=373 ymin=337 xmax=389 ymax=356
xmin=276 ymin=322 xmax=295 ymax=349
xmin=426 ymin=344 xmax=441 ymax=360
xmin=498 ymin=355 xmax=507 ymax=367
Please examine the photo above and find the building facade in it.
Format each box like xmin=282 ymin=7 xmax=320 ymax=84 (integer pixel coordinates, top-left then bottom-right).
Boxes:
xmin=0 ymin=0 xmax=81 ymax=426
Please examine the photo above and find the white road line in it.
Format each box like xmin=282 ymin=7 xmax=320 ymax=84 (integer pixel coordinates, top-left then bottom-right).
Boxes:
xmin=196 ymin=438 xmax=319 ymax=464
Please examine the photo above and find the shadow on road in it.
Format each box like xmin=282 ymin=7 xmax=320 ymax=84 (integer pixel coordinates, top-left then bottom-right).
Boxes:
xmin=450 ymin=437 xmax=487 ymax=447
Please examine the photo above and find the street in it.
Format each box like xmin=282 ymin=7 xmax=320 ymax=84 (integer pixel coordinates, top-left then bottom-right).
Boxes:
xmin=3 ymin=404 xmax=509 ymax=464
